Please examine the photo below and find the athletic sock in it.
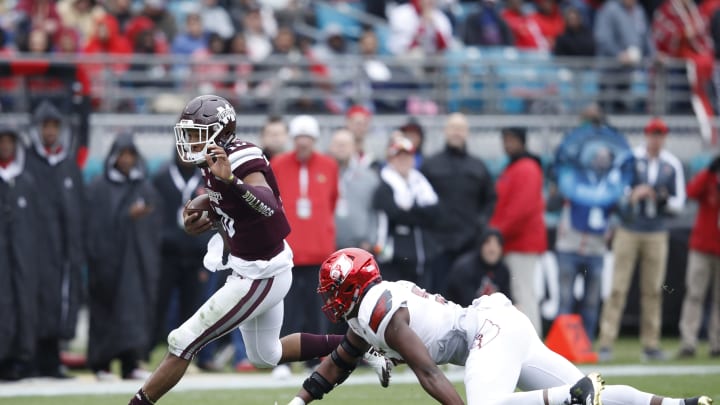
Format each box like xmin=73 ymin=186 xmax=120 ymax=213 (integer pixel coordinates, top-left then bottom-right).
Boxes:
xmin=129 ymin=389 xmax=155 ymax=405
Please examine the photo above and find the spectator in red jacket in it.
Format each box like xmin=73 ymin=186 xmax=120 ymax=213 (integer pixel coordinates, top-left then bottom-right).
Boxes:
xmin=271 ymin=115 xmax=339 ymax=374
xmin=490 ymin=127 xmax=547 ymax=335
xmin=677 ymin=155 xmax=720 ymax=358
xmin=529 ymin=0 xmax=565 ymax=49
xmin=653 ymin=0 xmax=715 ymax=141
xmin=83 ymin=14 xmax=132 ymax=72
xmin=501 ymin=0 xmax=549 ymax=50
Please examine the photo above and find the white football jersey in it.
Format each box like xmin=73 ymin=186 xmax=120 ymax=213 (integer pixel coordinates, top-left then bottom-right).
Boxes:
xmin=348 ymin=280 xmax=472 ymax=365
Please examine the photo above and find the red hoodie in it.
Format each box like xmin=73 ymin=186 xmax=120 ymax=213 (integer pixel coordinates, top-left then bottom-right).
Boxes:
xmin=687 ymin=169 xmax=720 ymax=256
xmin=529 ymin=3 xmax=565 ymax=48
xmin=271 ymin=151 xmax=339 ymax=266
xmin=490 ymin=156 xmax=548 ymax=253
xmin=83 ymin=14 xmax=132 ymax=74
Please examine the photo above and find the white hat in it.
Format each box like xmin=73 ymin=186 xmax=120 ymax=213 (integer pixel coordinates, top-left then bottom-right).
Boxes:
xmin=289 ymin=115 xmax=320 ymax=139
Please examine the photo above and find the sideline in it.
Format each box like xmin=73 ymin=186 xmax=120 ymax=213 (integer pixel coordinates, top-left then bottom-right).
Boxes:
xmin=2 ymin=364 xmax=720 ymax=397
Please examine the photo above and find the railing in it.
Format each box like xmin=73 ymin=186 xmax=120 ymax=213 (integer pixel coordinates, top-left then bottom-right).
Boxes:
xmin=1 ymin=112 xmax=713 ymax=177
xmin=0 ymin=51 xmax=694 ymax=116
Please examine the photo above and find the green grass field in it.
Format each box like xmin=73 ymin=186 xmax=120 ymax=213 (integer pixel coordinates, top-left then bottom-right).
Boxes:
xmin=6 ymin=337 xmax=720 ymax=405
xmin=8 ymin=375 xmax=720 ymax=405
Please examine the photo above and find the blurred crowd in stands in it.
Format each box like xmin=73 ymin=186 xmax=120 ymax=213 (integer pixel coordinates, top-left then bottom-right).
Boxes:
xmin=1 ymin=95 xmax=719 ymax=381
xmin=0 ymin=0 xmax=718 ymax=116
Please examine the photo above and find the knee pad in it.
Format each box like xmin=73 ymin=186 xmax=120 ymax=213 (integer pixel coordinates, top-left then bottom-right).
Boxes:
xmin=167 ymin=327 xmax=196 ymax=360
xmin=245 ymin=341 xmax=282 ymax=368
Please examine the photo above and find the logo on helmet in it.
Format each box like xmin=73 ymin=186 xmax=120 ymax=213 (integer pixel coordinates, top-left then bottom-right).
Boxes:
xmin=216 ymin=104 xmax=236 ymax=125
xmin=329 ymin=253 xmax=353 ymax=281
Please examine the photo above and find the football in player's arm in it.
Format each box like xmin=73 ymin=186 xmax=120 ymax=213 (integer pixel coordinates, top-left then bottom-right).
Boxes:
xmin=129 ymin=96 xmax=391 ymax=405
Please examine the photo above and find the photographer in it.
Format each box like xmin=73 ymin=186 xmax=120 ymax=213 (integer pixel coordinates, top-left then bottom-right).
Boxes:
xmin=677 ymin=154 xmax=720 ymax=358
xmin=596 ymin=117 xmax=686 ymax=361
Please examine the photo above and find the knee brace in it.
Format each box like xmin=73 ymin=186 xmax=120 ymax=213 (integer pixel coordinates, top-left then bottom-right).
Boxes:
xmin=330 ymin=348 xmax=356 ymax=384
xmin=303 ymin=371 xmax=334 ymax=400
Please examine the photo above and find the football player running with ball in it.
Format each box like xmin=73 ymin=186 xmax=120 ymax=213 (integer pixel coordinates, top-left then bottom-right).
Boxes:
xmin=129 ymin=96 xmax=390 ymax=405
xmin=285 ymin=247 xmax=713 ymax=405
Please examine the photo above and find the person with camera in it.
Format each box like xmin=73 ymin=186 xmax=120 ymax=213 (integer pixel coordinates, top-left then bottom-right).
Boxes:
xmin=677 ymin=154 xmax=720 ymax=358
xmin=596 ymin=117 xmax=686 ymax=361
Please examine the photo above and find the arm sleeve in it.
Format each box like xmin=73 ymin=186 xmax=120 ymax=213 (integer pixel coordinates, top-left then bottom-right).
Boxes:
xmin=226 ymin=178 xmax=282 ymax=217
xmin=490 ymin=162 xmax=541 ymax=239
xmin=686 ymin=169 xmax=711 ymax=200
xmin=373 ymin=182 xmax=440 ymax=226
xmin=226 ymin=144 xmax=282 ymax=216
xmin=479 ymin=165 xmax=497 ymax=223
xmin=593 ymin=7 xmax=620 ymax=56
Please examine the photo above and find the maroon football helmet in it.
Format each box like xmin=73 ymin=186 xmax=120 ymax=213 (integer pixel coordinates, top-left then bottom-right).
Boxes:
xmin=174 ymin=95 xmax=237 ymax=165
xmin=318 ymin=248 xmax=382 ymax=323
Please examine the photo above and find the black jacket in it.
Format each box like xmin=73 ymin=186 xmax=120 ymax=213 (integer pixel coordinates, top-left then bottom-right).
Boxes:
xmin=445 ymin=229 xmax=512 ymax=306
xmin=421 ymin=145 xmax=496 ymax=253
xmin=553 ymin=27 xmax=596 ymax=57
xmin=152 ymin=160 xmax=210 ymax=264
xmin=445 ymin=250 xmax=512 ymax=306
xmin=461 ymin=8 xmax=514 ymax=46
xmin=373 ymin=180 xmax=441 ymax=280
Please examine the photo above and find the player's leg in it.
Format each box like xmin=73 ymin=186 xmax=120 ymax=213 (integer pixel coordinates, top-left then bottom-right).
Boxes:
xmin=130 ymin=274 xmax=281 ymax=404
xmin=603 ymin=385 xmax=713 ymax=405
xmin=238 ymin=271 xmax=291 ymax=368
xmin=501 ymin=304 xmax=594 ymax=405
xmin=518 ymin=324 xmax=711 ymax=405
xmin=463 ymin=306 xmax=527 ymax=405
xmin=464 ymin=303 xmax=599 ymax=405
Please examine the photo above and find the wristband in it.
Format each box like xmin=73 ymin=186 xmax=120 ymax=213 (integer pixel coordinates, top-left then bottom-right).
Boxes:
xmin=288 ymin=397 xmax=306 ymax=405
xmin=225 ymin=174 xmax=235 ymax=184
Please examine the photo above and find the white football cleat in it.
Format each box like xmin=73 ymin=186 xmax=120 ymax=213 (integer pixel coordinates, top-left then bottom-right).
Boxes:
xmin=363 ymin=347 xmax=392 ymax=388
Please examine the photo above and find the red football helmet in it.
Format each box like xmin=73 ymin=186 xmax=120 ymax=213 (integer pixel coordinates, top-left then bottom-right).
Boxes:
xmin=318 ymin=248 xmax=382 ymax=323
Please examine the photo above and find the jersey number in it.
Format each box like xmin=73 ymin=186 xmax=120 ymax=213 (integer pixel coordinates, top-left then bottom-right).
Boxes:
xmin=409 ymin=285 xmax=448 ymax=305
xmin=213 ymin=206 xmax=236 ymax=237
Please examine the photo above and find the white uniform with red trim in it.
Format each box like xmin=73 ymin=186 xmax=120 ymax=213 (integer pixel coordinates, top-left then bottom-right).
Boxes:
xmin=348 ymin=281 xmax=586 ymax=405
xmin=348 ymin=280 xmax=471 ymax=365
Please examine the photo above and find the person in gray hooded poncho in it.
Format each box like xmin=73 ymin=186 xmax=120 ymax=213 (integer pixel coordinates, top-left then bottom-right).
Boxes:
xmin=24 ymin=100 xmax=86 ymax=378
xmin=85 ymin=132 xmax=162 ymax=381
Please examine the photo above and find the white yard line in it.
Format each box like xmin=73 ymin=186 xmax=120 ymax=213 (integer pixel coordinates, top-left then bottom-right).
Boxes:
xmin=2 ymin=365 xmax=720 ymax=397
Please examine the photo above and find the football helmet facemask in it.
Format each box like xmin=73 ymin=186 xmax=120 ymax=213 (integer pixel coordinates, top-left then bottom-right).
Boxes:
xmin=174 ymin=95 xmax=237 ymax=165
xmin=318 ymin=248 xmax=382 ymax=323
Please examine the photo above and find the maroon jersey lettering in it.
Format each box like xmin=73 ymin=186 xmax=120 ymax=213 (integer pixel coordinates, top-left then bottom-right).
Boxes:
xmin=203 ymin=140 xmax=290 ymax=260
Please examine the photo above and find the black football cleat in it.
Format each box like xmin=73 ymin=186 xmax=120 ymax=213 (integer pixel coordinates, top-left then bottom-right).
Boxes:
xmin=569 ymin=372 xmax=605 ymax=405
xmin=684 ymin=396 xmax=713 ymax=405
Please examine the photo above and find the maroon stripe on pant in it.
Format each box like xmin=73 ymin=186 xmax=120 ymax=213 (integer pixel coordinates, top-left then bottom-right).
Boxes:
xmin=181 ymin=278 xmax=273 ymax=359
